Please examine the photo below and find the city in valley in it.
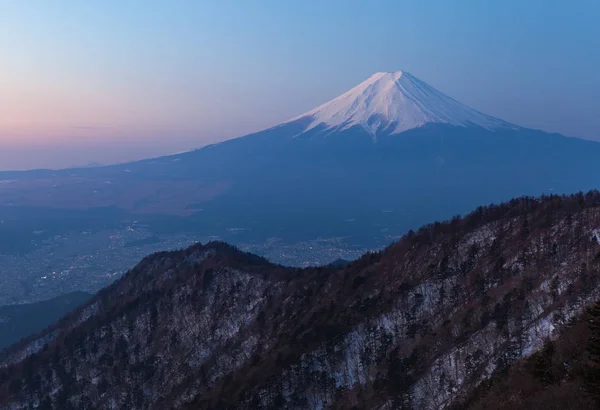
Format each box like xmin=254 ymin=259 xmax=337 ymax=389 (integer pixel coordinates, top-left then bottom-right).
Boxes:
xmin=0 ymin=224 xmax=376 ymax=306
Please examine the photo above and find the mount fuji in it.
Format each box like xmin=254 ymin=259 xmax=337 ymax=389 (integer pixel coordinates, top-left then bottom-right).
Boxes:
xmin=2 ymin=71 xmax=600 ymax=246
xmin=284 ymin=71 xmax=514 ymax=137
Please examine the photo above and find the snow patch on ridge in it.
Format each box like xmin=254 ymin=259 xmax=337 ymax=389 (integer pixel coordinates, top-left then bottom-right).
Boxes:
xmin=286 ymin=71 xmax=515 ymax=138
xmin=593 ymin=229 xmax=600 ymax=245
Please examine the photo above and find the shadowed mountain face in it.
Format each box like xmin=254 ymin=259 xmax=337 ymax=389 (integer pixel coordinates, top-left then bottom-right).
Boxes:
xmin=2 ymin=192 xmax=600 ymax=409
xmin=174 ymin=122 xmax=600 ymax=240
xmin=1 ymin=72 xmax=600 ymax=247
xmin=2 ymin=122 xmax=600 ymax=248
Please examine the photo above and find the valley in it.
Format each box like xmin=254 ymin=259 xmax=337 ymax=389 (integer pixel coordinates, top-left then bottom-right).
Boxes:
xmin=0 ymin=221 xmax=375 ymax=306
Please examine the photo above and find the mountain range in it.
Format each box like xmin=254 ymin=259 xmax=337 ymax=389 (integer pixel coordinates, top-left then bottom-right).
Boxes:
xmin=2 ymin=191 xmax=600 ymax=409
xmin=2 ymin=71 xmax=600 ymax=248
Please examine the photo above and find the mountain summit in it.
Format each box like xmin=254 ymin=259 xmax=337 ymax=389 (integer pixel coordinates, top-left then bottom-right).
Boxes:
xmin=286 ymin=71 xmax=514 ymax=137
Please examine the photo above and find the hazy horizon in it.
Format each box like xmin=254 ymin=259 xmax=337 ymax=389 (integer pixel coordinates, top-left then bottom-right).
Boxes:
xmin=2 ymin=0 xmax=600 ymax=171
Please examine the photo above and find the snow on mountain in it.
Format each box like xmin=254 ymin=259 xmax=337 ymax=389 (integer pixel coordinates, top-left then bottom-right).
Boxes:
xmin=286 ymin=71 xmax=515 ymax=137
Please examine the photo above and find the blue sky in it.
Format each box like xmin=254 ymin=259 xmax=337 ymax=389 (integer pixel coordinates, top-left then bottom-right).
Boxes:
xmin=1 ymin=0 xmax=599 ymax=169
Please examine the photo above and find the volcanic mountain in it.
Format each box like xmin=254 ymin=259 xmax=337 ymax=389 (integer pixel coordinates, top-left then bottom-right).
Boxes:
xmin=284 ymin=71 xmax=514 ymax=137
xmin=1 ymin=71 xmax=600 ymax=247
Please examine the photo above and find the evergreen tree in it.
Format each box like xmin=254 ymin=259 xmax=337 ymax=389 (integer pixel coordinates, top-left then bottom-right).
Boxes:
xmin=585 ymin=301 xmax=600 ymax=401
xmin=532 ymin=340 xmax=555 ymax=386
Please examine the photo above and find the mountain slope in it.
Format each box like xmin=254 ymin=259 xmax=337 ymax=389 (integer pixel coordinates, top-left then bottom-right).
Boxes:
xmin=458 ymin=299 xmax=600 ymax=409
xmin=2 ymin=191 xmax=600 ymax=409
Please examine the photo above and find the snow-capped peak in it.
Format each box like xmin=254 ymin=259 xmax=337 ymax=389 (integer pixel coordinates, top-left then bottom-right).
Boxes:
xmin=286 ymin=71 xmax=512 ymax=137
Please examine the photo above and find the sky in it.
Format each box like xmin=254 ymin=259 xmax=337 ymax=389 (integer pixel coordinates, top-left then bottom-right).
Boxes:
xmin=1 ymin=0 xmax=599 ymax=170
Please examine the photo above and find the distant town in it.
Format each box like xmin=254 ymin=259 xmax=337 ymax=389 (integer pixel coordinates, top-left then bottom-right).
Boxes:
xmin=0 ymin=224 xmax=374 ymax=306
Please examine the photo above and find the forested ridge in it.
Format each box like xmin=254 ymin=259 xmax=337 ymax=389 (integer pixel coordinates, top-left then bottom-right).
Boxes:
xmin=2 ymin=191 xmax=600 ymax=409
